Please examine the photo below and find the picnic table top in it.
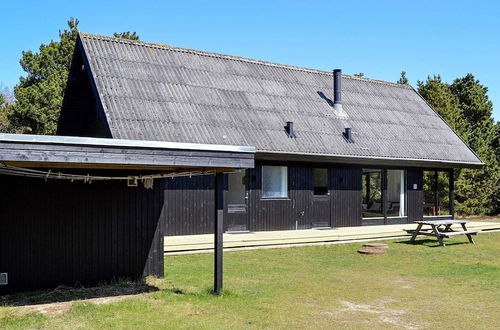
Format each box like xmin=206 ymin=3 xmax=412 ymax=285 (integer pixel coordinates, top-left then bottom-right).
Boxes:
xmin=414 ymin=219 xmax=468 ymax=225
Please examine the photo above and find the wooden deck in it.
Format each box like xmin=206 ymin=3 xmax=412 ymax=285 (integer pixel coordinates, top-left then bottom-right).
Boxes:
xmin=165 ymin=221 xmax=500 ymax=254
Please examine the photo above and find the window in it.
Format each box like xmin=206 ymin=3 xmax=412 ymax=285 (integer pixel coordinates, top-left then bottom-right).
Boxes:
xmin=313 ymin=168 xmax=328 ymax=195
xmin=387 ymin=170 xmax=407 ymax=217
xmin=362 ymin=169 xmax=383 ymax=217
xmin=227 ymin=171 xmax=246 ymax=205
xmin=423 ymin=171 xmax=450 ymax=216
xmin=262 ymin=166 xmax=288 ymax=198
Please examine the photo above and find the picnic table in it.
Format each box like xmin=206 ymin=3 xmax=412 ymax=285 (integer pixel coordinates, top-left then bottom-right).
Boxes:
xmin=404 ymin=219 xmax=480 ymax=247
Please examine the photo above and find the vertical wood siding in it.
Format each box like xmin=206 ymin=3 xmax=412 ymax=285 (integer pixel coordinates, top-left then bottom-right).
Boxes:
xmin=330 ymin=167 xmax=362 ymax=227
xmin=57 ymin=46 xmax=110 ymax=137
xmin=407 ymin=168 xmax=424 ymax=222
xmin=0 ymin=175 xmax=164 ymax=295
xmin=247 ymin=165 xmax=295 ymax=231
xmin=158 ymin=164 xmax=427 ymax=236
xmin=161 ymin=175 xmax=214 ymax=236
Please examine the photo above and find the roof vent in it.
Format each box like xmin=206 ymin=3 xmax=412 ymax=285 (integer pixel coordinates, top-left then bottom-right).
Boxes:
xmin=343 ymin=127 xmax=354 ymax=143
xmin=285 ymin=121 xmax=296 ymax=138
xmin=332 ymin=69 xmax=348 ymax=119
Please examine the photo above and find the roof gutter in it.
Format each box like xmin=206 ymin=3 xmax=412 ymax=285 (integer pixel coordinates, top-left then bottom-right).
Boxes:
xmin=255 ymin=150 xmax=484 ymax=169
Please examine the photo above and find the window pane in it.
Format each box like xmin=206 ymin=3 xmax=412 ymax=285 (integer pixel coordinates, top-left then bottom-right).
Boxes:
xmin=313 ymin=168 xmax=328 ymax=195
xmin=387 ymin=170 xmax=407 ymax=217
xmin=362 ymin=169 xmax=383 ymax=217
xmin=423 ymin=171 xmax=450 ymax=216
xmin=262 ymin=166 xmax=288 ymax=198
xmin=227 ymin=171 xmax=246 ymax=204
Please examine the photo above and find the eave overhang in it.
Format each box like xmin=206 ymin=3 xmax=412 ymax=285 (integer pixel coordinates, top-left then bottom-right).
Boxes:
xmin=256 ymin=151 xmax=484 ymax=169
xmin=0 ymin=134 xmax=255 ymax=171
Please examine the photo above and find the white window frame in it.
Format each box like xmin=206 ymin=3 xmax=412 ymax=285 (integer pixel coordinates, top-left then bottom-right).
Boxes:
xmin=261 ymin=165 xmax=288 ymax=199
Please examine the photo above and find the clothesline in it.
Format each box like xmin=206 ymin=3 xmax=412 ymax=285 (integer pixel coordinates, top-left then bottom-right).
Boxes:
xmin=0 ymin=163 xmax=217 ymax=189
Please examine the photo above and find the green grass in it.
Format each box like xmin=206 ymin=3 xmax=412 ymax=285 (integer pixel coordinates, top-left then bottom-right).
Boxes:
xmin=1 ymin=232 xmax=500 ymax=329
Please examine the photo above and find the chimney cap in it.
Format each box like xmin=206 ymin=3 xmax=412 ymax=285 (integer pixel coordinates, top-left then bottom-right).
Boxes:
xmin=333 ymin=69 xmax=342 ymax=73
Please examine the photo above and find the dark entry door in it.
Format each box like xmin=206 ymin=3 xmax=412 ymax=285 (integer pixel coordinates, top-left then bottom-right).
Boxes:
xmin=311 ymin=168 xmax=331 ymax=228
xmin=226 ymin=171 xmax=248 ymax=232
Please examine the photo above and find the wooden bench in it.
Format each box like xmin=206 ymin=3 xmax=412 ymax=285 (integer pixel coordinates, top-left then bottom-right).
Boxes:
xmin=440 ymin=230 xmax=479 ymax=238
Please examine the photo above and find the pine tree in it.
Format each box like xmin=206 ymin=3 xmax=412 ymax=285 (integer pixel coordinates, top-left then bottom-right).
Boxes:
xmin=397 ymin=71 xmax=409 ymax=85
xmin=9 ymin=18 xmax=80 ymax=134
xmin=0 ymin=93 xmax=13 ymax=133
xmin=9 ymin=18 xmax=141 ymax=135
xmin=418 ymin=74 xmax=499 ymax=215
xmin=113 ymin=31 xmax=140 ymax=40
xmin=417 ymin=75 xmax=466 ymax=139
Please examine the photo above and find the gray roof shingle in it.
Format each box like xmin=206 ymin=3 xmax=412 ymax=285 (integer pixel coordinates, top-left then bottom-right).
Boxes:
xmin=77 ymin=33 xmax=482 ymax=166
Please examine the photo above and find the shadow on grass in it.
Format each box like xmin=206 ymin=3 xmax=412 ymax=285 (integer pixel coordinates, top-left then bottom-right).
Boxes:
xmin=395 ymin=239 xmax=471 ymax=248
xmin=0 ymin=279 xmax=159 ymax=307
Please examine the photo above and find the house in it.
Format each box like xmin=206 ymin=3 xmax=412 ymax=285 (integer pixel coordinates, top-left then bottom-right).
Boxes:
xmin=57 ymin=33 xmax=483 ymax=236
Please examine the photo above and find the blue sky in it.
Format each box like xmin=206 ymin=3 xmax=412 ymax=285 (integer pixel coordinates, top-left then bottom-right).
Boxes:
xmin=1 ymin=0 xmax=499 ymax=120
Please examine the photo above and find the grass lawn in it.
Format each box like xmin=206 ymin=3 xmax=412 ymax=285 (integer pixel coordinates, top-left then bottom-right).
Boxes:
xmin=1 ymin=232 xmax=500 ymax=329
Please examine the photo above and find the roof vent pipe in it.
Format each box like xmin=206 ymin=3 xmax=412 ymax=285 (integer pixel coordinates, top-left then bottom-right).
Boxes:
xmin=285 ymin=121 xmax=296 ymax=138
xmin=343 ymin=127 xmax=353 ymax=143
xmin=333 ymin=69 xmax=343 ymax=113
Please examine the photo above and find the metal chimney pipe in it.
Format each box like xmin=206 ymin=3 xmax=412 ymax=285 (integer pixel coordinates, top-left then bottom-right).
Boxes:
xmin=285 ymin=121 xmax=296 ymax=138
xmin=333 ymin=69 xmax=342 ymax=105
xmin=344 ymin=127 xmax=352 ymax=141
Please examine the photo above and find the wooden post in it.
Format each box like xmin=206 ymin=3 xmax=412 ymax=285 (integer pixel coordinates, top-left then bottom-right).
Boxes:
xmin=434 ymin=170 xmax=439 ymax=216
xmin=449 ymin=169 xmax=455 ymax=219
xmin=382 ymin=169 xmax=388 ymax=224
xmin=214 ymin=172 xmax=224 ymax=295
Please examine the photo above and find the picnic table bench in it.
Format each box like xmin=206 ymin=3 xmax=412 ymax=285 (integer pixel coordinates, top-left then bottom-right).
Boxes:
xmin=404 ymin=220 xmax=480 ymax=247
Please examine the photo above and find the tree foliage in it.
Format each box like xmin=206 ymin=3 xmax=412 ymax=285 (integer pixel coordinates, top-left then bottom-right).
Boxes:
xmin=418 ymin=75 xmax=500 ymax=215
xmin=113 ymin=31 xmax=140 ymax=40
xmin=8 ymin=19 xmax=141 ymax=135
xmin=0 ymin=87 xmax=14 ymax=132
xmin=397 ymin=71 xmax=409 ymax=85
xmin=8 ymin=18 xmax=80 ymax=134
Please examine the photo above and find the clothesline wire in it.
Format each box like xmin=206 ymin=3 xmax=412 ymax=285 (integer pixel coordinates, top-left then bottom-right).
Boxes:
xmin=0 ymin=163 xmax=217 ymax=188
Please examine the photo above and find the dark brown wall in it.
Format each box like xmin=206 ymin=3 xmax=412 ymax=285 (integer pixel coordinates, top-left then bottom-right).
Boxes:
xmin=247 ymin=164 xmax=296 ymax=231
xmin=161 ymin=163 xmax=365 ymax=235
xmin=161 ymin=175 xmax=215 ymax=236
xmin=160 ymin=163 xmax=426 ymax=237
xmin=0 ymin=175 xmax=164 ymax=295
xmin=407 ymin=168 xmax=424 ymax=222
xmin=331 ymin=167 xmax=363 ymax=227
xmin=57 ymin=44 xmax=110 ymax=137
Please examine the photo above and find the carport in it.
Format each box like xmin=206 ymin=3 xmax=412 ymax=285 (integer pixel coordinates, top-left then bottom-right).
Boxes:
xmin=0 ymin=133 xmax=254 ymax=295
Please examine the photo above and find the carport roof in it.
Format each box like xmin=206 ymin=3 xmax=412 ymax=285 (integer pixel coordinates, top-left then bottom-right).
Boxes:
xmin=0 ymin=133 xmax=255 ymax=170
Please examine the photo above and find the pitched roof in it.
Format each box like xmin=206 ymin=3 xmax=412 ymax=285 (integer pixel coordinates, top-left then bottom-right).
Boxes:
xmin=71 ymin=32 xmax=483 ymax=167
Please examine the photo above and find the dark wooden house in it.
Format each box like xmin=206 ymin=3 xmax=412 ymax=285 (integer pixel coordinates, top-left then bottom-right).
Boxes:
xmin=57 ymin=33 xmax=483 ymax=236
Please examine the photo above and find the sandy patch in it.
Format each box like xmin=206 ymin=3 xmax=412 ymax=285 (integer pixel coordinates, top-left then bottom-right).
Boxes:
xmin=323 ymin=299 xmax=429 ymax=330
xmin=18 ymin=294 xmax=139 ymax=315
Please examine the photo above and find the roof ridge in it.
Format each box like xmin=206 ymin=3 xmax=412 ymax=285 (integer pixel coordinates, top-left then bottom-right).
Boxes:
xmin=78 ymin=32 xmax=412 ymax=90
